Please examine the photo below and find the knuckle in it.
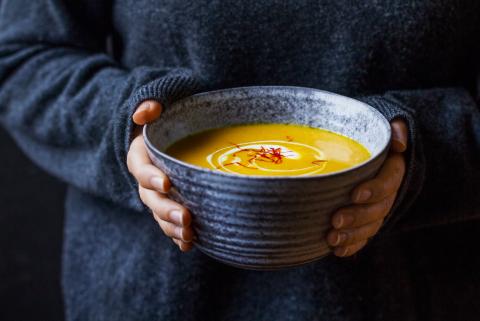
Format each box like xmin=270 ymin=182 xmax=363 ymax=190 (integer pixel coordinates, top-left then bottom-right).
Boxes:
xmin=163 ymin=229 xmax=174 ymax=238
xmin=152 ymin=199 xmax=174 ymax=220
xmin=177 ymin=227 xmax=186 ymax=240
xmin=152 ymin=210 xmax=167 ymax=222
xmin=171 ymin=226 xmax=181 ymax=239
xmin=161 ymin=222 xmax=175 ymax=237
xmin=151 ymin=211 xmax=162 ymax=224
xmin=152 ymin=202 xmax=168 ymax=217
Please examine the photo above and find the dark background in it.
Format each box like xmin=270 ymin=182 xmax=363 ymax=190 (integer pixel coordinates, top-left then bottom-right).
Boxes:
xmin=1 ymin=125 xmax=480 ymax=321
xmin=0 ymin=128 xmax=65 ymax=321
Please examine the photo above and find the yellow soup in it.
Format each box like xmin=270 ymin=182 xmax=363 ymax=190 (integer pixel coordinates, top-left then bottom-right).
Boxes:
xmin=166 ymin=123 xmax=371 ymax=176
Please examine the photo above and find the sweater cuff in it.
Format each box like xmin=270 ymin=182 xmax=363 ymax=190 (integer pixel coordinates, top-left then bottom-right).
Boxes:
xmin=120 ymin=69 xmax=203 ymax=212
xmin=358 ymin=95 xmax=425 ymax=234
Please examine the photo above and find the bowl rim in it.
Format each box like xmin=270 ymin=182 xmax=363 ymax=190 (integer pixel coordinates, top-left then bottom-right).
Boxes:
xmin=143 ymin=85 xmax=391 ymax=181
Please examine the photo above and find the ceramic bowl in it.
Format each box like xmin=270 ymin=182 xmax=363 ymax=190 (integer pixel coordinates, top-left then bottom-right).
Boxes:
xmin=144 ymin=86 xmax=391 ymax=270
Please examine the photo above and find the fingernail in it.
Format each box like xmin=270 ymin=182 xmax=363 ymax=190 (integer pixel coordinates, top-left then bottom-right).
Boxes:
xmin=136 ymin=103 xmax=149 ymax=114
xmin=328 ymin=232 xmax=339 ymax=246
xmin=333 ymin=212 xmax=355 ymax=228
xmin=335 ymin=247 xmax=349 ymax=257
xmin=169 ymin=210 xmax=183 ymax=226
xmin=150 ymin=177 xmax=165 ymax=192
xmin=142 ymin=102 xmax=151 ymax=110
xmin=333 ymin=215 xmax=344 ymax=228
xmin=331 ymin=232 xmax=347 ymax=246
xmin=355 ymin=189 xmax=372 ymax=202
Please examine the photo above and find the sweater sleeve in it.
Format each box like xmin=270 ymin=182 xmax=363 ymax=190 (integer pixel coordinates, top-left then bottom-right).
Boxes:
xmin=359 ymin=88 xmax=480 ymax=232
xmin=0 ymin=0 xmax=203 ymax=211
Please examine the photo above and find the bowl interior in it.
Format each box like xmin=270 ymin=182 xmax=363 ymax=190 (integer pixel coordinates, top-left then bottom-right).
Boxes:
xmin=146 ymin=86 xmax=390 ymax=165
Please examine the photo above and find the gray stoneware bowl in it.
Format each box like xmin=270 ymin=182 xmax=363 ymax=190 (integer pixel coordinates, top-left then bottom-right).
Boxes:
xmin=144 ymin=86 xmax=391 ymax=270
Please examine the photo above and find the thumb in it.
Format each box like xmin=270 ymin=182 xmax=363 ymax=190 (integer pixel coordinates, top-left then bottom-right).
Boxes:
xmin=390 ymin=119 xmax=408 ymax=153
xmin=132 ymin=100 xmax=163 ymax=125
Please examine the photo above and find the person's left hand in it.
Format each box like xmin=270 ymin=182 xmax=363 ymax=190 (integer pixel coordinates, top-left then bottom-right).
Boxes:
xmin=327 ymin=119 xmax=408 ymax=257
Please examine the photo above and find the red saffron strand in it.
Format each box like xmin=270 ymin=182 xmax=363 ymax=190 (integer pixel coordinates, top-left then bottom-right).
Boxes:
xmin=235 ymin=162 xmax=257 ymax=169
xmin=217 ymin=161 xmax=257 ymax=170
xmin=219 ymin=142 xmax=297 ymax=170
xmin=216 ymin=162 xmax=236 ymax=169
xmin=218 ymin=141 xmax=328 ymax=171
xmin=312 ymin=160 xmax=327 ymax=166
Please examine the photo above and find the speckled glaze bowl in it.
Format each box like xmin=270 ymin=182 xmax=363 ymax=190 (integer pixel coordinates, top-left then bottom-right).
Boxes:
xmin=144 ymin=86 xmax=391 ymax=270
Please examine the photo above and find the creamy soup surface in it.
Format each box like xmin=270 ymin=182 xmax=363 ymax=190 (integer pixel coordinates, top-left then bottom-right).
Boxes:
xmin=165 ymin=123 xmax=371 ymax=176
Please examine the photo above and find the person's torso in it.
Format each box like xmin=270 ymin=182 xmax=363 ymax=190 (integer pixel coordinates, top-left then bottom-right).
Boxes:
xmin=112 ymin=0 xmax=480 ymax=95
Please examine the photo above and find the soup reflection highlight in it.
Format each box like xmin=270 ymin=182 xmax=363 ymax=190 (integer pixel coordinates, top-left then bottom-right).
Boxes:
xmin=165 ymin=124 xmax=370 ymax=176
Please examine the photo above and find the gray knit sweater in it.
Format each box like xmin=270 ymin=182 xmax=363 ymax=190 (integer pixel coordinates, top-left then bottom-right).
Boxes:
xmin=0 ymin=1 xmax=479 ymax=320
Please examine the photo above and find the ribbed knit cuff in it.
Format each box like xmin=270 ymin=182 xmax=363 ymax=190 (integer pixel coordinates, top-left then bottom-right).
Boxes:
xmin=359 ymin=95 xmax=416 ymax=123
xmin=121 ymin=68 xmax=203 ymax=212
xmin=131 ymin=69 xmax=203 ymax=108
xmin=357 ymin=95 xmax=424 ymax=235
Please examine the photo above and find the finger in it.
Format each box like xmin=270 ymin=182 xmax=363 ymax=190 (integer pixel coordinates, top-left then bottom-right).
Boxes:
xmin=391 ymin=119 xmax=408 ymax=153
xmin=132 ymin=100 xmax=163 ymax=125
xmin=138 ymin=186 xmax=192 ymax=227
xmin=127 ymin=135 xmax=171 ymax=193
xmin=331 ymin=193 xmax=396 ymax=229
xmin=327 ymin=220 xmax=383 ymax=247
xmin=158 ymin=220 xmax=194 ymax=243
xmin=351 ymin=153 xmax=405 ymax=204
xmin=334 ymin=240 xmax=368 ymax=257
xmin=172 ymin=238 xmax=194 ymax=252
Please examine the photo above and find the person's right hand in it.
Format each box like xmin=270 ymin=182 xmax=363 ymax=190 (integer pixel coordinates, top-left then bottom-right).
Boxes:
xmin=127 ymin=100 xmax=194 ymax=252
